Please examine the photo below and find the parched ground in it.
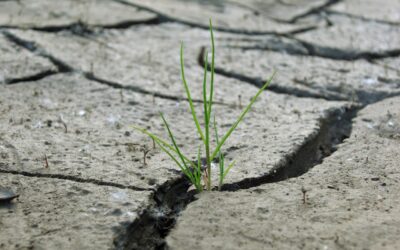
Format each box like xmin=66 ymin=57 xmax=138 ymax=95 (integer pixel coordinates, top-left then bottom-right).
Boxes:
xmin=0 ymin=0 xmax=399 ymax=249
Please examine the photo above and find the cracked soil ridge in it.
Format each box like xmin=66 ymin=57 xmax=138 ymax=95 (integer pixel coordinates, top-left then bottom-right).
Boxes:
xmin=0 ymin=168 xmax=152 ymax=192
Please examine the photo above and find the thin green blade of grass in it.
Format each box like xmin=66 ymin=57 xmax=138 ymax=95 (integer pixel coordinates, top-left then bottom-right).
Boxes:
xmin=213 ymin=116 xmax=224 ymax=178
xmin=159 ymin=113 xmax=204 ymax=189
xmin=218 ymin=154 xmax=225 ymax=190
xmin=159 ymin=113 xmax=191 ymax=171
xmin=180 ymin=43 xmax=205 ymax=143
xmin=195 ymin=146 xmax=203 ymax=191
xmin=132 ymin=125 xmax=202 ymax=191
xmin=131 ymin=125 xmax=194 ymax=179
xmin=208 ymin=18 xmax=215 ymax=125
xmin=210 ymin=71 xmax=276 ymax=162
xmin=133 ymin=18 xmax=276 ymax=192
xmin=204 ymin=19 xmax=216 ymax=190
xmin=203 ymin=49 xmax=209 ymax=125
xmin=153 ymin=138 xmax=195 ymax=183
xmin=223 ymin=161 xmax=235 ymax=181
xmin=131 ymin=125 xmax=193 ymax=164
xmin=203 ymin=50 xmax=212 ymax=190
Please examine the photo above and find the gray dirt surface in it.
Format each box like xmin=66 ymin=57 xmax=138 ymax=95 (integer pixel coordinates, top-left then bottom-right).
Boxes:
xmin=1 ymin=0 xmax=400 ymax=249
xmin=295 ymin=14 xmax=400 ymax=54
xmin=0 ymin=33 xmax=56 ymax=84
xmin=214 ymin=47 xmax=400 ymax=103
xmin=375 ymin=57 xmax=400 ymax=76
xmin=0 ymin=71 xmax=351 ymax=248
xmin=0 ymin=73 xmax=349 ymax=190
xmin=0 ymin=0 xmax=157 ymax=29
xmin=167 ymin=96 xmax=400 ymax=250
xmin=5 ymin=24 xmax=339 ymax=105
xmin=228 ymin=0 xmax=329 ymax=23
xmin=328 ymin=0 xmax=400 ymax=24
xmin=0 ymin=173 xmax=152 ymax=250
xmin=121 ymin=0 xmax=323 ymax=34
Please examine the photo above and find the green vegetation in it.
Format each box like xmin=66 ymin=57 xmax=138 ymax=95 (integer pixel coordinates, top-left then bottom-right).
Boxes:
xmin=133 ymin=19 xmax=275 ymax=192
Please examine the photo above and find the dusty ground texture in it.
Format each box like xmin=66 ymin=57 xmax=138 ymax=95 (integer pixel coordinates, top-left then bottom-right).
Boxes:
xmin=167 ymin=96 xmax=400 ymax=250
xmin=0 ymin=0 xmax=399 ymax=249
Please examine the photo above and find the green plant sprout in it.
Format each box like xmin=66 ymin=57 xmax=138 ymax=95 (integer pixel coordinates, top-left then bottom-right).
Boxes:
xmin=133 ymin=19 xmax=275 ymax=192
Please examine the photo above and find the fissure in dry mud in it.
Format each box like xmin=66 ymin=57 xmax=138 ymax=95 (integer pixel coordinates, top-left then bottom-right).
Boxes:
xmin=116 ymin=104 xmax=358 ymax=249
xmin=229 ymin=37 xmax=400 ymax=61
xmin=1 ymin=0 xmax=400 ymax=249
xmin=2 ymin=30 xmax=73 ymax=73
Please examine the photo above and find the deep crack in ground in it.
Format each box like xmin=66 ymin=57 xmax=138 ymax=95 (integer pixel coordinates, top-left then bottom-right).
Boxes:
xmin=1 ymin=1 xmax=400 ymax=248
xmin=114 ymin=102 xmax=360 ymax=249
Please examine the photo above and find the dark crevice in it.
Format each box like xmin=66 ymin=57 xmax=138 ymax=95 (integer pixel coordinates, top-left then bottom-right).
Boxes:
xmin=84 ymin=72 xmax=227 ymax=106
xmin=197 ymin=46 xmax=347 ymax=101
xmin=114 ymin=0 xmax=317 ymax=36
xmin=199 ymin=45 xmax=400 ymax=104
xmin=5 ymin=69 xmax=59 ymax=85
xmin=0 ymin=168 xmax=151 ymax=192
xmin=217 ymin=66 xmax=345 ymax=101
xmin=0 ymin=17 xmax=164 ymax=33
xmin=84 ymin=72 xmax=182 ymax=101
xmin=234 ymin=36 xmax=400 ymax=61
xmin=351 ymin=90 xmax=400 ymax=105
xmin=205 ymin=59 xmax=400 ymax=104
xmin=2 ymin=30 xmax=73 ymax=72
xmin=214 ymin=65 xmax=345 ymax=101
xmin=291 ymin=37 xmax=400 ymax=61
xmin=112 ymin=48 xmax=366 ymax=250
xmin=31 ymin=22 xmax=95 ymax=35
xmin=0 ymin=23 xmax=90 ymax=37
xmin=1 ymin=29 xmax=228 ymax=106
xmin=285 ymin=25 xmax=319 ymax=35
xmin=294 ymin=78 xmax=400 ymax=105
xmin=32 ymin=17 xmax=164 ymax=32
xmin=221 ymin=104 xmax=360 ymax=191
xmin=113 ymin=176 xmax=195 ymax=250
xmin=225 ymin=37 xmax=310 ymax=55
xmin=115 ymin=101 xmax=361 ymax=250
xmin=96 ymin=17 xmax=164 ymax=29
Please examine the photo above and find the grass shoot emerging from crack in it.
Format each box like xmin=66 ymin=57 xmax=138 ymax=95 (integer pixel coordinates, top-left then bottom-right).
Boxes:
xmin=133 ymin=19 xmax=275 ymax=192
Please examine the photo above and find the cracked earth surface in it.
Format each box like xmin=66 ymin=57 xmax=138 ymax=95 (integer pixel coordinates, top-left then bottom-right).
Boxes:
xmin=0 ymin=0 xmax=399 ymax=249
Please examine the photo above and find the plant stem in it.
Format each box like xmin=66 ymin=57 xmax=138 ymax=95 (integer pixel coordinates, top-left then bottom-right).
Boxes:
xmin=204 ymin=78 xmax=211 ymax=191
xmin=206 ymin=19 xmax=215 ymax=191
xmin=205 ymin=132 xmax=211 ymax=191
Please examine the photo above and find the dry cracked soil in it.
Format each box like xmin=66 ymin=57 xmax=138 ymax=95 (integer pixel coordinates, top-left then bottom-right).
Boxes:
xmin=0 ymin=0 xmax=399 ymax=250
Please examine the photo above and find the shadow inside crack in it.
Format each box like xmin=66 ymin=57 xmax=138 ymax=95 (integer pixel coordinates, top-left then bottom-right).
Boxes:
xmin=221 ymin=104 xmax=359 ymax=191
xmin=114 ymin=177 xmax=195 ymax=250
xmin=114 ymin=103 xmax=360 ymax=250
